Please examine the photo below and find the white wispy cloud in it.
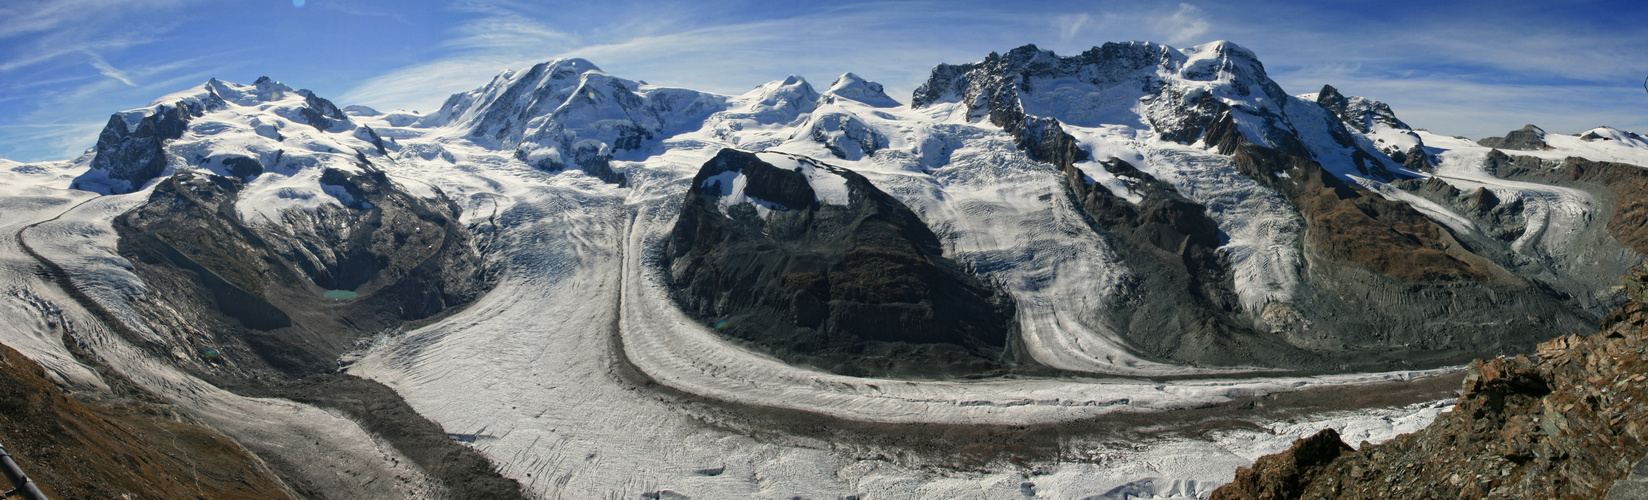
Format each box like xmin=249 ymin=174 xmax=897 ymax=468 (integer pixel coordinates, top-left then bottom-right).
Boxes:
xmin=84 ymin=50 xmax=136 ymax=86
xmin=1057 ymin=13 xmax=1089 ymax=43
xmin=1154 ymin=3 xmax=1211 ymax=46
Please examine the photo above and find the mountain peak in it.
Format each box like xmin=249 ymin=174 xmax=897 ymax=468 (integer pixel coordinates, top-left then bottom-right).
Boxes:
xmin=1187 ymin=39 xmax=1257 ymax=60
xmin=1479 ymin=124 xmax=1550 ymax=150
xmin=822 ymin=73 xmax=898 ymax=107
xmin=743 ymin=75 xmax=820 ymax=114
xmin=1312 ymin=84 xmax=1410 ymax=134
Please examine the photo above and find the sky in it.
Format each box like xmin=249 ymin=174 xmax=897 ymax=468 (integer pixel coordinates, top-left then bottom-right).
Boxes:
xmin=2 ymin=0 xmax=1646 ymax=162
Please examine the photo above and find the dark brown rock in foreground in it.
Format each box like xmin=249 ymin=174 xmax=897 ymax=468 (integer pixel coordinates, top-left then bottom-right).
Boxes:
xmin=1213 ymin=263 xmax=1648 ymax=499
xmin=0 ymin=343 xmax=292 ymax=499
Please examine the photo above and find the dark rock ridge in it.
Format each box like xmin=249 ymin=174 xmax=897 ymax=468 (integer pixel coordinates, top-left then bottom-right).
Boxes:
xmin=1212 ymin=262 xmax=1648 ymax=499
xmin=665 ymin=148 xmax=1015 ymax=377
xmin=107 ymin=162 xmax=520 ymax=497
xmin=1479 ymin=124 xmax=1551 ymax=150
xmin=1314 ymin=85 xmax=1435 ymax=170
xmin=1313 ymin=85 xmax=1408 ymax=134
xmin=1391 ymin=176 xmax=1528 ymax=243
xmin=77 ymin=98 xmax=216 ymax=194
xmin=295 ymin=88 xmax=347 ymax=131
xmin=1057 ymin=157 xmax=1316 ymax=365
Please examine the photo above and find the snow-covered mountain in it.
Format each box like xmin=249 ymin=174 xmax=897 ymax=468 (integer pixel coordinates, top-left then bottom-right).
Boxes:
xmin=5 ymin=40 xmax=1648 ymax=499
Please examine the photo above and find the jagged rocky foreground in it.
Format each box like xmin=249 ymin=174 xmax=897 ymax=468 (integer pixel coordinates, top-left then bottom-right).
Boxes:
xmin=5 ymin=38 xmax=1648 ymax=498
xmin=1213 ymin=263 xmax=1648 ymax=499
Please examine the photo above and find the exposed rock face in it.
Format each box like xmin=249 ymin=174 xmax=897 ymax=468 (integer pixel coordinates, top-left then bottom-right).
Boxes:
xmin=1392 ymin=176 xmax=1528 ymax=242
xmin=0 ymin=342 xmax=291 ymax=499
xmin=1200 ymin=105 xmax=1596 ymax=367
xmin=296 ymin=88 xmax=347 ymax=131
xmin=115 ymin=164 xmax=487 ymax=376
xmin=804 ymin=111 xmax=886 ymax=160
xmin=1479 ymin=124 xmax=1551 ymax=150
xmin=1213 ymin=263 xmax=1648 ymax=499
xmin=79 ymin=100 xmax=209 ymax=194
xmin=666 ymin=149 xmax=1014 ymax=377
xmin=1401 ymin=144 xmax=1432 ymax=171
xmin=1314 ymin=85 xmax=1407 ymax=134
xmin=1213 ymin=429 xmax=1353 ymax=500
xmin=1207 ymin=108 xmax=1491 ymax=282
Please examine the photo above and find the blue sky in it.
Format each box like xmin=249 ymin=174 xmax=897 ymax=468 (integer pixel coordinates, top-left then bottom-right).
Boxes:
xmin=3 ymin=0 xmax=1646 ymax=162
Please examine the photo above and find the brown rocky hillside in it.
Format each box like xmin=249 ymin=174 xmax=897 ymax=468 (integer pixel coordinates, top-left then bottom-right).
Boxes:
xmin=1212 ymin=263 xmax=1648 ymax=499
xmin=0 ymin=342 xmax=292 ymax=500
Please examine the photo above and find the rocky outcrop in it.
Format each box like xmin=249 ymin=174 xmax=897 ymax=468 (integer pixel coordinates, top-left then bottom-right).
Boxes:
xmin=0 ymin=342 xmax=291 ymax=499
xmin=1314 ymin=85 xmax=1408 ymax=134
xmin=1391 ymin=176 xmax=1528 ymax=243
xmin=1213 ymin=429 xmax=1353 ymax=500
xmin=77 ymin=100 xmax=209 ymax=194
xmin=296 ymin=88 xmax=347 ymax=130
xmin=1401 ymin=144 xmax=1432 ymax=171
xmin=1478 ymin=124 xmax=1551 ymax=150
xmin=1212 ymin=263 xmax=1648 ymax=499
xmin=666 ymin=149 xmax=1015 ymax=377
xmin=804 ymin=112 xmax=886 ymax=160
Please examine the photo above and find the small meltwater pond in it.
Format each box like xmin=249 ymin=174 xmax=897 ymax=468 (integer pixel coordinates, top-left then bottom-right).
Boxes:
xmin=323 ymin=290 xmax=359 ymax=299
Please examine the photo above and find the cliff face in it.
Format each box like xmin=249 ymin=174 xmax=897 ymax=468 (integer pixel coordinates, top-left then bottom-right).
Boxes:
xmin=665 ymin=149 xmax=1016 ymax=377
xmin=1213 ymin=263 xmax=1648 ymax=499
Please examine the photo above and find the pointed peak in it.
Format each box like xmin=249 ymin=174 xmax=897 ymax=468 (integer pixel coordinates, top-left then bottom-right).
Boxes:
xmin=823 ymin=72 xmax=898 ymax=108
xmin=748 ymin=74 xmax=817 ymax=96
xmin=831 ymin=73 xmax=865 ymax=87
xmin=1318 ymin=84 xmax=1343 ymax=100
xmin=532 ymin=58 xmax=603 ymax=74
xmin=1191 ymin=40 xmax=1257 ymax=58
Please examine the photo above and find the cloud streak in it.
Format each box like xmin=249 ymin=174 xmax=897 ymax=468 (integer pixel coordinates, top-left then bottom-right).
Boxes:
xmin=84 ymin=50 xmax=136 ymax=86
xmin=1154 ymin=3 xmax=1211 ymax=46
